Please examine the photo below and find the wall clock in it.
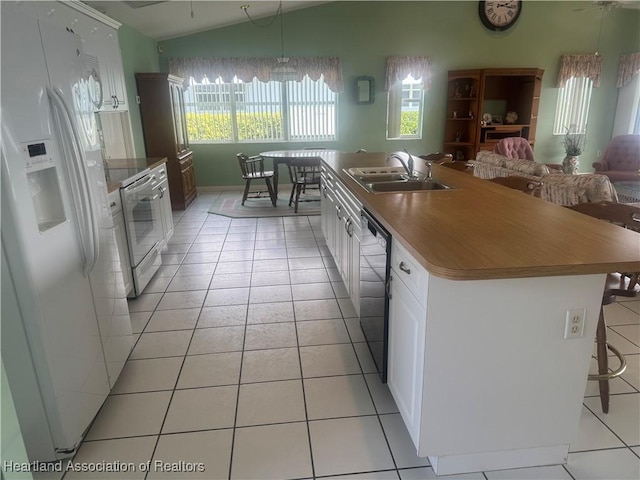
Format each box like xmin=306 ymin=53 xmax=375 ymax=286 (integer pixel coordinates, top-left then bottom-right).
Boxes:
xmin=478 ymin=1 xmax=522 ymax=32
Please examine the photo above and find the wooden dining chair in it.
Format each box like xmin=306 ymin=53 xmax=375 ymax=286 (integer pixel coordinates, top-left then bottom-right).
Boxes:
xmin=287 ymin=157 xmax=321 ymax=213
xmin=488 ymin=176 xmax=543 ymax=196
xmin=565 ymin=201 xmax=640 ymax=413
xmin=236 ymin=153 xmax=277 ymax=207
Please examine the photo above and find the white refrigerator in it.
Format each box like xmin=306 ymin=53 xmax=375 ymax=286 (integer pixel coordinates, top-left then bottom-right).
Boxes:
xmin=1 ymin=2 xmax=133 ymax=461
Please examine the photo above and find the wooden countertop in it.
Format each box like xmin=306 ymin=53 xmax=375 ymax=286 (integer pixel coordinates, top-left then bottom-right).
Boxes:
xmin=320 ymin=151 xmax=640 ymax=280
xmin=105 ymin=157 xmax=167 ymax=193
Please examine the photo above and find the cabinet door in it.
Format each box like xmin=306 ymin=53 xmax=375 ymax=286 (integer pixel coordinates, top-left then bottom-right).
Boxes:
xmin=325 ymin=187 xmax=337 ymax=258
xmin=321 ymin=180 xmax=329 ymax=240
xmin=170 ymin=82 xmax=188 ymax=153
xmin=160 ymin=184 xmax=174 ymax=244
xmin=349 ymin=225 xmax=361 ymax=317
xmin=112 ymin=209 xmax=133 ymax=297
xmin=387 ymin=271 xmax=426 ymax=449
xmin=70 ymin=14 xmax=126 ymax=111
xmin=102 ymin=26 xmax=127 ymax=109
xmin=339 ymin=213 xmax=351 ymax=289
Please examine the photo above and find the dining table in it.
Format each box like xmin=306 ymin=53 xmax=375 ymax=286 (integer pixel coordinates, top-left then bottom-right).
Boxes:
xmin=259 ymin=149 xmax=341 ymax=200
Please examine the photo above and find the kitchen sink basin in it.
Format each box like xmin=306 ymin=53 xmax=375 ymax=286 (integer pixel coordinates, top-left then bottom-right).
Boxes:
xmin=366 ymin=179 xmax=454 ymax=193
xmin=357 ymin=173 xmax=409 ymax=182
xmin=343 ymin=167 xmax=454 ymax=193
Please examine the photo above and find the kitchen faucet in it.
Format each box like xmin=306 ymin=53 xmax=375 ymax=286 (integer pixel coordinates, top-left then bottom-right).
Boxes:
xmin=387 ymin=149 xmax=418 ymax=179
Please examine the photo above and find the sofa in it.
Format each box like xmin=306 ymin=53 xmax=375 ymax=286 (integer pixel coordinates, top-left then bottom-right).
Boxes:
xmin=471 ymin=151 xmax=619 ymax=206
xmin=592 ymin=135 xmax=640 ymax=182
xmin=493 ymin=137 xmax=563 ymax=171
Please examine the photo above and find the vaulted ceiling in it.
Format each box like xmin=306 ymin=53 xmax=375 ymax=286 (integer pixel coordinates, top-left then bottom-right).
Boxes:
xmin=83 ymin=1 xmax=329 ymax=40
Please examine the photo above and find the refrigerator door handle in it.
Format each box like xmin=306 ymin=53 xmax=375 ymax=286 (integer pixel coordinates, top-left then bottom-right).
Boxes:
xmin=47 ymin=87 xmax=99 ymax=276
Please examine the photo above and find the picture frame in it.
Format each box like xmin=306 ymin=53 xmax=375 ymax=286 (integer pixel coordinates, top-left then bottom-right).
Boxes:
xmin=492 ymin=115 xmax=503 ymax=125
xmin=355 ymin=76 xmax=375 ymax=104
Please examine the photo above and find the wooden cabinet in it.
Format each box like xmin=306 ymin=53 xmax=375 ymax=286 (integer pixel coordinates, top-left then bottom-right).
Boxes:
xmin=443 ymin=70 xmax=482 ymax=162
xmin=444 ymin=68 xmax=544 ymax=160
xmin=136 ymin=73 xmax=197 ymax=210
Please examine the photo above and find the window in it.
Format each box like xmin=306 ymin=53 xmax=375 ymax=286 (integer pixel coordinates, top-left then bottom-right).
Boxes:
xmin=387 ymin=74 xmax=424 ymax=139
xmin=553 ymin=76 xmax=593 ymax=135
xmin=183 ymin=75 xmax=337 ymax=143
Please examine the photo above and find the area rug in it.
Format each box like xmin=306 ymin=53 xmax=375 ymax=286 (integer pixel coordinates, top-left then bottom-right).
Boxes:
xmin=208 ymin=191 xmax=321 ymax=218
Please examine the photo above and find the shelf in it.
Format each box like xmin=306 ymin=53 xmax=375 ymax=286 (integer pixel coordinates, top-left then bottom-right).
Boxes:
xmin=443 ymin=68 xmax=543 ymax=159
xmin=444 ymin=142 xmax=475 ymax=147
xmin=481 ymin=124 xmax=530 ymax=129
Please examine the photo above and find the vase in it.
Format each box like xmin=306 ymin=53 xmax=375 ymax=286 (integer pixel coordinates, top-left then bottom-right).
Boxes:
xmin=562 ymin=155 xmax=579 ymax=175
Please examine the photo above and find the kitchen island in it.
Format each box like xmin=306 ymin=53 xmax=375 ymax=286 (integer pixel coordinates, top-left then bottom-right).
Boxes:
xmin=319 ymin=151 xmax=640 ymax=475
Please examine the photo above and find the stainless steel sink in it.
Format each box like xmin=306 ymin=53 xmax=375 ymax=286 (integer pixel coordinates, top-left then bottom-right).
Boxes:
xmin=344 ymin=167 xmax=454 ymax=193
xmin=357 ymin=173 xmax=409 ymax=182
xmin=366 ymin=179 xmax=454 ymax=193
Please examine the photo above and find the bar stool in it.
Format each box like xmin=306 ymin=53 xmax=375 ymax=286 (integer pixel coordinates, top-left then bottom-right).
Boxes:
xmin=565 ymin=201 xmax=640 ymax=413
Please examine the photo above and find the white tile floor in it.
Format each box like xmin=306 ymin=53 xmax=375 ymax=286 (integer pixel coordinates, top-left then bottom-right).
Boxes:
xmin=67 ymin=193 xmax=639 ymax=479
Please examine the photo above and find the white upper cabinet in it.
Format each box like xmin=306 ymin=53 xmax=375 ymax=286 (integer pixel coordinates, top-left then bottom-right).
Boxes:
xmin=32 ymin=1 xmax=128 ymax=111
xmin=77 ymin=22 xmax=128 ymax=110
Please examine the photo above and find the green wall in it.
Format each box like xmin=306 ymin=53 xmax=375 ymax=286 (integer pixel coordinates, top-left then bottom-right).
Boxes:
xmin=123 ymin=1 xmax=638 ymax=186
xmin=118 ymin=24 xmax=160 ymax=157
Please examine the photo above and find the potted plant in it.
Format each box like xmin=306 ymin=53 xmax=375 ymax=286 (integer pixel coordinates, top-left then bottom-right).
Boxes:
xmin=562 ymin=128 xmax=585 ymax=174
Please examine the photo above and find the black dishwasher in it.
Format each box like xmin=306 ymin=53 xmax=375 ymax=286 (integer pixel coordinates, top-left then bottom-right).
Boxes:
xmin=359 ymin=209 xmax=391 ymax=383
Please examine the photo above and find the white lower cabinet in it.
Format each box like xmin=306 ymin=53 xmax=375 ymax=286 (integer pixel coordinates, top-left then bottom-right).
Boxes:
xmin=151 ymin=163 xmax=174 ymax=246
xmin=388 ymin=248 xmax=427 ymax=448
xmin=321 ymin=165 xmax=362 ymax=315
xmin=109 ymin=190 xmax=133 ymax=297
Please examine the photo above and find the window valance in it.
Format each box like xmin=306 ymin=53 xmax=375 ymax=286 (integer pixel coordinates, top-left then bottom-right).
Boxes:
xmin=385 ymin=56 xmax=431 ymax=91
xmin=556 ymin=54 xmax=602 ymax=88
xmin=616 ymin=52 xmax=640 ymax=88
xmin=168 ymin=56 xmax=344 ymax=93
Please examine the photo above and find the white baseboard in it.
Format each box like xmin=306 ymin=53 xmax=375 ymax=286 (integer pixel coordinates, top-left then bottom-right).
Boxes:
xmin=428 ymin=444 xmax=569 ymax=476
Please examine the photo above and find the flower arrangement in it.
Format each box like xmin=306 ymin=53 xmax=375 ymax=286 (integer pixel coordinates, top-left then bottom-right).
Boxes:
xmin=562 ymin=128 xmax=586 ymax=156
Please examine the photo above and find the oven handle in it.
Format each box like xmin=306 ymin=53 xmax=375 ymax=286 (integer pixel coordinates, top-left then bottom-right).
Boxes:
xmin=125 ymin=174 xmax=155 ymax=195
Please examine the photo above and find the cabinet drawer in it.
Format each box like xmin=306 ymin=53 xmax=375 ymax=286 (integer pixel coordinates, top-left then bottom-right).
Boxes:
xmin=179 ymin=155 xmax=193 ymax=171
xmin=336 ymin=182 xmax=362 ymax=221
xmin=391 ymin=240 xmax=427 ymax=308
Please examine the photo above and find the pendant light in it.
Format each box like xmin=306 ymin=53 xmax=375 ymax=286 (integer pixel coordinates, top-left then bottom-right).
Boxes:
xmin=241 ymin=2 xmax=297 ymax=82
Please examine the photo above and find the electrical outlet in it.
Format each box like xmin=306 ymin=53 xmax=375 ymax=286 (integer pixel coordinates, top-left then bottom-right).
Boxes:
xmin=564 ymin=308 xmax=586 ymax=339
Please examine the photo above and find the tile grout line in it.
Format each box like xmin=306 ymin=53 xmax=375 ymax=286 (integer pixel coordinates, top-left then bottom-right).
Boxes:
xmin=225 ymin=217 xmax=258 ymax=480
xmin=142 ymin=211 xmax=208 ymax=480
xmin=286 ymin=216 xmax=318 ymax=480
xmin=140 ymin=199 xmax=225 ymax=478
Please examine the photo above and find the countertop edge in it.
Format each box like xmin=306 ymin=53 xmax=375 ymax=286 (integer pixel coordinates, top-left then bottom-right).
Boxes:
xmin=320 ymin=153 xmax=640 ymax=281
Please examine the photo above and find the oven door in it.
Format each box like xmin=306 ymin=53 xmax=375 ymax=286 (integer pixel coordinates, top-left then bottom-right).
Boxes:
xmin=121 ymin=174 xmax=164 ymax=267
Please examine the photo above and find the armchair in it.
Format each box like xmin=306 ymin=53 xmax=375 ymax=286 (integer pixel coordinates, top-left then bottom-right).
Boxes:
xmin=592 ymin=135 xmax=640 ymax=182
